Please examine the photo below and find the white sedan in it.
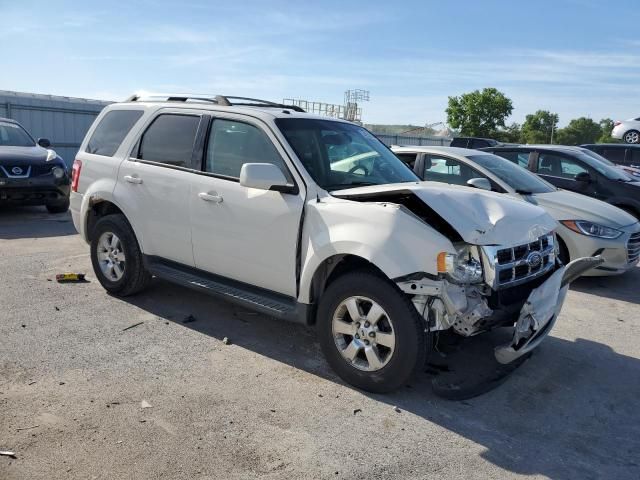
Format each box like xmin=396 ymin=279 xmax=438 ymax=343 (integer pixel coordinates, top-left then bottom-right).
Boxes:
xmin=392 ymin=146 xmax=640 ymax=276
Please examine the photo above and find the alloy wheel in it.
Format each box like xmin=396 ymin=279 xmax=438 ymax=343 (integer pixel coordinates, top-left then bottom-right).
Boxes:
xmin=332 ymin=296 xmax=396 ymax=371
xmin=96 ymin=232 xmax=126 ymax=281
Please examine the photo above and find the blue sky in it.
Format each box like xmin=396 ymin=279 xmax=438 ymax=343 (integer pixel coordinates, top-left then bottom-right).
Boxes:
xmin=1 ymin=0 xmax=639 ymax=126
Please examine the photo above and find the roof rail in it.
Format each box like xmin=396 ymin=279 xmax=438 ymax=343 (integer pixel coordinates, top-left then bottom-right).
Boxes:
xmin=125 ymin=93 xmax=305 ymax=112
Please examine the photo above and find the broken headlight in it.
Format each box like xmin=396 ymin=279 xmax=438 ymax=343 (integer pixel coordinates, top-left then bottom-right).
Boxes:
xmin=437 ymin=245 xmax=483 ymax=284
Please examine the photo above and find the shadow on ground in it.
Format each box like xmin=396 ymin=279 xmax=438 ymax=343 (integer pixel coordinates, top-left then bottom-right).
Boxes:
xmin=0 ymin=206 xmax=76 ymax=239
xmin=570 ymin=267 xmax=640 ymax=305
xmin=123 ymin=279 xmax=640 ymax=480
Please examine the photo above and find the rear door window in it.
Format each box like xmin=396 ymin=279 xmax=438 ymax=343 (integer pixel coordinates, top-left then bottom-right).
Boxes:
xmin=86 ymin=110 xmax=144 ymax=157
xmin=630 ymin=149 xmax=640 ymax=164
xmin=537 ymin=153 xmax=588 ymax=179
xmin=138 ymin=114 xmax=201 ymax=168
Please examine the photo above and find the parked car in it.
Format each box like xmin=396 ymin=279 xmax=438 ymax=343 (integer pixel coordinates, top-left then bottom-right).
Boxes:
xmin=483 ymin=145 xmax=640 ymax=219
xmin=580 ymin=144 xmax=640 ymax=178
xmin=71 ymin=93 xmax=596 ymax=392
xmin=450 ymin=137 xmax=502 ymax=149
xmin=392 ymin=146 xmax=640 ymax=276
xmin=0 ymin=117 xmax=70 ymax=213
xmin=611 ymin=117 xmax=640 ymax=144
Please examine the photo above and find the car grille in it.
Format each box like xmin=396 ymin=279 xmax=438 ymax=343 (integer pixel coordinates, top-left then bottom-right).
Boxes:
xmin=0 ymin=163 xmax=55 ymax=178
xmin=483 ymin=234 xmax=556 ymax=289
xmin=628 ymin=232 xmax=640 ymax=264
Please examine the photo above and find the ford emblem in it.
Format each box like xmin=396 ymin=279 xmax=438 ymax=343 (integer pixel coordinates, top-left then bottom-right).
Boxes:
xmin=526 ymin=251 xmax=543 ymax=269
xmin=11 ymin=166 xmax=23 ymax=175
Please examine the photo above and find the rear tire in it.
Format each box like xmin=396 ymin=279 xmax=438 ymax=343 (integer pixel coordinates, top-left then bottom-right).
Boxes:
xmin=624 ymin=130 xmax=640 ymax=144
xmin=90 ymin=214 xmax=151 ymax=296
xmin=46 ymin=198 xmax=70 ymax=214
xmin=317 ymin=270 xmax=427 ymax=393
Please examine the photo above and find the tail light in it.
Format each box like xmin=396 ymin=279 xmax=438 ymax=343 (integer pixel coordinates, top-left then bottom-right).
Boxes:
xmin=614 ymin=121 xmax=622 ymax=127
xmin=71 ymin=159 xmax=82 ymax=192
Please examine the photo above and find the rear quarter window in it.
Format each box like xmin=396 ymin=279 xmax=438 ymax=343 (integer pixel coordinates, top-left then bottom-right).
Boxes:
xmin=86 ymin=110 xmax=144 ymax=157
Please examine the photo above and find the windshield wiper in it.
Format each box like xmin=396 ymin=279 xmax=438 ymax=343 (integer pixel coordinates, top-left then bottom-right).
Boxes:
xmin=515 ymin=189 xmax=533 ymax=195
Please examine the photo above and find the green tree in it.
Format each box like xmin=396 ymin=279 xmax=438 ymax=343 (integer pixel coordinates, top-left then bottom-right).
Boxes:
xmin=521 ymin=110 xmax=559 ymax=144
xmin=446 ymin=88 xmax=513 ymax=137
xmin=494 ymin=122 xmax=522 ymax=143
xmin=555 ymin=117 xmax=602 ymax=145
xmin=597 ymin=118 xmax=619 ymax=143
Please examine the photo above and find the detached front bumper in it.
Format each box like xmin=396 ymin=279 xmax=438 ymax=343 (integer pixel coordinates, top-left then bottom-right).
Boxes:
xmin=494 ymin=256 xmax=603 ymax=364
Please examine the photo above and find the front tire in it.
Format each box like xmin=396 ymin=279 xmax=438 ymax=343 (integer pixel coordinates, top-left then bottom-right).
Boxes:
xmin=90 ymin=214 xmax=151 ymax=296
xmin=624 ymin=130 xmax=640 ymax=144
xmin=317 ymin=271 xmax=427 ymax=393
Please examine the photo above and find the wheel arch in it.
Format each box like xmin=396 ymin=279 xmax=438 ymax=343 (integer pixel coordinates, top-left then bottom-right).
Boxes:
xmin=303 ymin=253 xmax=394 ymax=325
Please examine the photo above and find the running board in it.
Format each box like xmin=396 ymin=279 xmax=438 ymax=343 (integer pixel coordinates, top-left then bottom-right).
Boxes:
xmin=145 ymin=256 xmax=309 ymax=324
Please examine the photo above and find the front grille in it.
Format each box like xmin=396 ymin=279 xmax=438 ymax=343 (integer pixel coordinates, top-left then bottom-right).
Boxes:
xmin=487 ymin=234 xmax=556 ymax=289
xmin=0 ymin=163 xmax=55 ymax=179
xmin=628 ymin=232 xmax=640 ymax=264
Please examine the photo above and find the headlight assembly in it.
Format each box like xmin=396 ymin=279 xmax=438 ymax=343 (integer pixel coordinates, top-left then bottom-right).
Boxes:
xmin=560 ymin=220 xmax=622 ymax=239
xmin=437 ymin=245 xmax=483 ymax=284
xmin=52 ymin=166 xmax=65 ymax=179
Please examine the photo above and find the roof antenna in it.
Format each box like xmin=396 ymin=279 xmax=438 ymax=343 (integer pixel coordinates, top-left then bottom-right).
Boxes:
xmin=316 ymin=193 xmax=321 ymax=203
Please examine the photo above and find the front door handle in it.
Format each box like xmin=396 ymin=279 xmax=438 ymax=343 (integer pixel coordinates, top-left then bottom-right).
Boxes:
xmin=124 ymin=175 xmax=143 ymax=184
xmin=198 ymin=192 xmax=223 ymax=204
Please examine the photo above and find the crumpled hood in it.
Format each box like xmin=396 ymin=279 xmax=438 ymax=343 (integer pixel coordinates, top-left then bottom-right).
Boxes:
xmin=332 ymin=182 xmax=558 ymax=245
xmin=0 ymin=145 xmax=49 ymax=164
xmin=530 ymin=190 xmax=638 ymax=228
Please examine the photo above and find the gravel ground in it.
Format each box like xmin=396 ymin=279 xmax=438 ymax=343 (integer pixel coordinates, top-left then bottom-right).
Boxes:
xmin=1 ymin=207 xmax=639 ymax=480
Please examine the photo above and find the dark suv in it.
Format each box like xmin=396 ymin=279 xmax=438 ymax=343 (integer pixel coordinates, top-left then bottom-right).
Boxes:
xmin=581 ymin=144 xmax=640 ymax=167
xmin=483 ymin=145 xmax=640 ymax=218
xmin=0 ymin=117 xmax=70 ymax=213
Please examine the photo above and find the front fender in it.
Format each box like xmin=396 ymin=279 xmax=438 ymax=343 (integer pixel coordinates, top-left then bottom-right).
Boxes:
xmin=298 ymin=198 xmax=456 ymax=303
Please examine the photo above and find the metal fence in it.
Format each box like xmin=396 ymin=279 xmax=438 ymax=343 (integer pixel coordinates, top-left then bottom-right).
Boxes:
xmin=0 ymin=90 xmax=110 ymax=166
xmin=373 ymin=133 xmax=452 ymax=147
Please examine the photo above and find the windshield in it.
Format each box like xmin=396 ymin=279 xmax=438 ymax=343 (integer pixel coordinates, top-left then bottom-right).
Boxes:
xmin=573 ymin=151 xmax=633 ymax=182
xmin=275 ymin=118 xmax=419 ymax=190
xmin=468 ymin=154 xmax=556 ymax=194
xmin=0 ymin=121 xmax=35 ymax=147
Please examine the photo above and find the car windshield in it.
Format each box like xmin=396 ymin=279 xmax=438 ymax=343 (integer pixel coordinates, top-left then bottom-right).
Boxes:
xmin=468 ymin=154 xmax=556 ymax=194
xmin=275 ymin=118 xmax=419 ymax=190
xmin=0 ymin=121 xmax=35 ymax=147
xmin=572 ymin=151 xmax=633 ymax=182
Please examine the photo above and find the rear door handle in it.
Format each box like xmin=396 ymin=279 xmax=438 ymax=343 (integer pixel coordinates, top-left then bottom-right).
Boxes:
xmin=124 ymin=175 xmax=143 ymax=184
xmin=198 ymin=192 xmax=223 ymax=203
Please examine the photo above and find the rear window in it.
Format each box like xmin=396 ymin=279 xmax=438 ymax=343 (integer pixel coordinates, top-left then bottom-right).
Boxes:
xmin=138 ymin=114 xmax=201 ymax=167
xmin=86 ymin=110 xmax=144 ymax=157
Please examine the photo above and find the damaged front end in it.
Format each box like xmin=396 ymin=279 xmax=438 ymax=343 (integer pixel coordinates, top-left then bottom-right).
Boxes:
xmin=398 ymin=233 xmax=603 ymax=364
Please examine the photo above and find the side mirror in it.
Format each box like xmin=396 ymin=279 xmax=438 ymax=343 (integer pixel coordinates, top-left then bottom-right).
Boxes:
xmin=575 ymin=171 xmax=592 ymax=183
xmin=37 ymin=138 xmax=51 ymax=148
xmin=466 ymin=177 xmax=492 ymax=191
xmin=240 ymin=163 xmax=290 ymax=192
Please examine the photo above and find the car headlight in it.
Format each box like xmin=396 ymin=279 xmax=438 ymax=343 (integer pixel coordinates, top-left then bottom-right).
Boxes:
xmin=52 ymin=166 xmax=65 ymax=179
xmin=437 ymin=245 xmax=483 ymax=284
xmin=46 ymin=149 xmax=58 ymax=162
xmin=560 ymin=220 xmax=622 ymax=239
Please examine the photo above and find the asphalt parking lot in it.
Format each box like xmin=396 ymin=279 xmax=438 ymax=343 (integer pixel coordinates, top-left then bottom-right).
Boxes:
xmin=1 ymin=207 xmax=639 ymax=480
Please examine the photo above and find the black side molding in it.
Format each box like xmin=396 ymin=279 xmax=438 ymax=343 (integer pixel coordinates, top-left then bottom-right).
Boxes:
xmin=144 ymin=256 xmax=311 ymax=325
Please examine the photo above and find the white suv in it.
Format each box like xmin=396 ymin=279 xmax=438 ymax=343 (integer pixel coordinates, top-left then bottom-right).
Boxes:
xmin=70 ymin=94 xmax=595 ymax=392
